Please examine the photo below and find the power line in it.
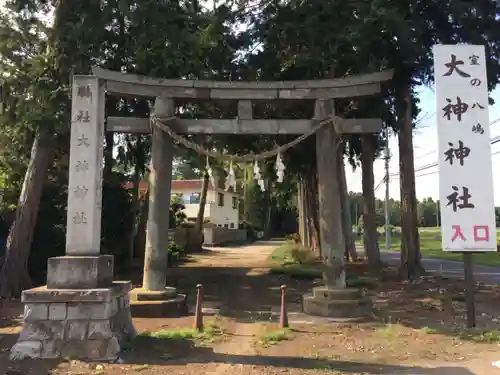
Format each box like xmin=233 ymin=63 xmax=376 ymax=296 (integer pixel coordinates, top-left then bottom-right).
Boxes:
xmin=387 ymin=118 xmax=500 ymax=177
xmin=389 ymin=148 xmax=500 ymax=180
xmin=360 ymin=118 xmax=500 ymax=193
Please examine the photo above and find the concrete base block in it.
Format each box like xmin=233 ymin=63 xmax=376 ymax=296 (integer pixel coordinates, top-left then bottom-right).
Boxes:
xmin=47 ymin=255 xmax=113 ymax=289
xmin=130 ymin=287 xmax=188 ymax=318
xmin=11 ymin=281 xmax=136 ymax=361
xmin=129 ymin=287 xmax=177 ymax=301
xmin=302 ymin=286 xmax=372 ymax=318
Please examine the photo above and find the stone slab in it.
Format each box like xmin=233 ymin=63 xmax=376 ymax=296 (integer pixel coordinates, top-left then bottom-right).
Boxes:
xmin=130 ymin=294 xmax=188 ymax=318
xmin=22 ymin=281 xmax=131 ymax=303
xmin=130 ymin=287 xmax=177 ymax=301
xmin=312 ymin=286 xmax=361 ymax=300
xmin=47 ymin=255 xmax=113 ymax=289
xmin=302 ymin=293 xmax=372 ymax=318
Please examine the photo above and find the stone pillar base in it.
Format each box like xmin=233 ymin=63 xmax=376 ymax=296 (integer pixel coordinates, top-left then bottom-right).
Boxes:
xmin=130 ymin=287 xmax=188 ymax=318
xmin=302 ymin=286 xmax=372 ymax=318
xmin=10 ymin=281 xmax=135 ymax=361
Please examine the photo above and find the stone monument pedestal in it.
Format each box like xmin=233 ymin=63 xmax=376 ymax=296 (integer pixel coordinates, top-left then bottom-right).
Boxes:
xmin=10 ymin=280 xmax=135 ymax=360
xmin=129 ymin=287 xmax=187 ymax=318
xmin=302 ymin=286 xmax=372 ymax=318
xmin=10 ymin=76 xmax=136 ymax=361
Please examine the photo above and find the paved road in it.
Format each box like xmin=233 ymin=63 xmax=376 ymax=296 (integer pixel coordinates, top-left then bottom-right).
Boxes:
xmin=379 ymin=250 xmax=500 ymax=285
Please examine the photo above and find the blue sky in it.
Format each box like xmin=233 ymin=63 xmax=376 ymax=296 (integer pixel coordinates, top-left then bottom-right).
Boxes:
xmin=345 ymin=85 xmax=500 ymax=205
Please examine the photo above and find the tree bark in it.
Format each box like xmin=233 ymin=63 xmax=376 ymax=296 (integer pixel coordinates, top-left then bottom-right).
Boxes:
xmin=303 ymin=171 xmax=320 ymax=256
xmin=104 ymin=132 xmax=114 ymax=178
xmin=338 ymin=150 xmax=357 ymax=261
xmin=361 ymin=135 xmax=381 ymax=274
xmin=134 ymin=189 xmax=149 ymax=259
xmin=128 ymin=139 xmax=142 ymax=263
xmin=194 ymin=171 xmax=209 ymax=250
xmin=297 ymin=178 xmax=310 ymax=248
xmin=263 ymin=181 xmax=273 ymax=239
xmin=397 ymin=84 xmax=424 ymax=280
xmin=0 ymin=130 xmax=54 ymax=298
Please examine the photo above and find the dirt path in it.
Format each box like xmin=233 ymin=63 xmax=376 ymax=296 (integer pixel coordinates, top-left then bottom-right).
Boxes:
xmin=4 ymin=241 xmax=500 ymax=374
xmin=182 ymin=241 xmax=279 ymax=374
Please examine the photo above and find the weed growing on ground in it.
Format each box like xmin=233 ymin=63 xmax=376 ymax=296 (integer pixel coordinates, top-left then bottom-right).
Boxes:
xmin=256 ymin=327 xmax=294 ymax=347
xmin=139 ymin=321 xmax=224 ymax=343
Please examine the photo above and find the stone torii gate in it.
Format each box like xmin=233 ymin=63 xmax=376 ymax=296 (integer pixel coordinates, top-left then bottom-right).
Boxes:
xmin=10 ymin=68 xmax=392 ymax=360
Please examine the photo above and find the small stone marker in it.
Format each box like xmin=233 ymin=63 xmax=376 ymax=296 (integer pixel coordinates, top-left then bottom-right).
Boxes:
xmin=193 ymin=284 xmax=204 ymax=332
xmin=279 ymin=285 xmax=289 ymax=329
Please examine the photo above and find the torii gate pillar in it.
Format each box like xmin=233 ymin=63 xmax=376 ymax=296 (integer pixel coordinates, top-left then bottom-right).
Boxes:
xmin=302 ymin=99 xmax=373 ymax=318
xmin=129 ymin=97 xmax=187 ymax=317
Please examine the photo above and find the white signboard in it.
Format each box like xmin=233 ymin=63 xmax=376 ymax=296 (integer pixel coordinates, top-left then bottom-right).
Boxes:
xmin=66 ymin=76 xmax=105 ymax=255
xmin=434 ymin=44 xmax=497 ymax=252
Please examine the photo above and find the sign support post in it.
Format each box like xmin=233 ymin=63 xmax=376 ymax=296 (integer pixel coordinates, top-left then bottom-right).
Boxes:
xmin=434 ymin=44 xmax=497 ymax=330
xmin=463 ymin=253 xmax=476 ymax=328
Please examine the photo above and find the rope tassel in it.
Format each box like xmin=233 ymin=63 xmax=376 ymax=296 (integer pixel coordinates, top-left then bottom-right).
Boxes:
xmin=206 ymin=156 xmax=216 ymax=188
xmin=275 ymin=152 xmax=285 ymax=183
xmin=225 ymin=161 xmax=237 ymax=191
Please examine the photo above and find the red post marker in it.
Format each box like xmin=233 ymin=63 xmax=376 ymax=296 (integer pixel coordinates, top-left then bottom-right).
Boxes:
xmin=279 ymin=285 xmax=289 ymax=329
xmin=193 ymin=284 xmax=204 ymax=332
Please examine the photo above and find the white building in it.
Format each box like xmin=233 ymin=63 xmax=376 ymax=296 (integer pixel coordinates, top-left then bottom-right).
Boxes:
xmin=171 ymin=179 xmax=240 ymax=228
xmin=128 ymin=179 xmax=241 ymax=228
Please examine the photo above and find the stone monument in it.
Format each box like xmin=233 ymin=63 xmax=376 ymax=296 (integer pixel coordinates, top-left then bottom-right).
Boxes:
xmin=10 ymin=76 xmax=135 ymax=360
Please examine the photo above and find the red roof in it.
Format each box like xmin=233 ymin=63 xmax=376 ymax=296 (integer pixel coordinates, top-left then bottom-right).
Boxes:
xmin=123 ymin=179 xmax=228 ymax=195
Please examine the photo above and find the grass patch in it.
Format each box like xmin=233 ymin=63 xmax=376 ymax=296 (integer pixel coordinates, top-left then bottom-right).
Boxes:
xmin=312 ymin=363 xmax=344 ymax=374
xmin=375 ymin=324 xmax=405 ymax=340
xmin=139 ymin=322 xmax=224 ymax=343
xmin=256 ymin=327 xmax=294 ymax=347
xmin=365 ymin=231 xmax=500 ymax=267
xmin=132 ymin=364 xmax=151 ymax=372
xmin=270 ymin=263 xmax=322 ymax=279
xmin=458 ymin=329 xmax=500 ymax=343
xmin=422 ymin=326 xmax=439 ymax=334
xmin=269 ymin=241 xmax=322 ymax=279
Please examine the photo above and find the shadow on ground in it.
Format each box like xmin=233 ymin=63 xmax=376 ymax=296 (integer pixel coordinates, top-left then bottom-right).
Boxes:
xmin=124 ymin=245 xmax=500 ymax=343
xmin=124 ymin=336 xmax=475 ymax=374
xmin=0 ymin=332 xmax=63 ymax=375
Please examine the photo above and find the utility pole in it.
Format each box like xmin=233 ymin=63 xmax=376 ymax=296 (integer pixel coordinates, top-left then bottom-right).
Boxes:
xmin=384 ymin=131 xmax=391 ymax=251
xmin=436 ymin=200 xmax=440 ymax=227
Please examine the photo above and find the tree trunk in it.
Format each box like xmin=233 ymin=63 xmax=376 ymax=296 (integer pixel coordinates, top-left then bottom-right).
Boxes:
xmin=0 ymin=130 xmax=54 ymax=298
xmin=304 ymin=171 xmax=320 ymax=256
xmin=194 ymin=171 xmax=209 ymax=250
xmin=243 ymin=166 xmax=252 ymax=222
xmin=361 ymin=135 xmax=381 ymax=274
xmin=104 ymin=132 xmax=114 ymax=178
xmin=297 ymin=178 xmax=310 ymax=248
xmin=263 ymin=181 xmax=273 ymax=239
xmin=128 ymin=144 xmax=141 ymax=263
xmin=338 ymin=150 xmax=357 ymax=262
xmin=134 ymin=189 xmax=149 ymax=259
xmin=397 ymin=84 xmax=424 ymax=280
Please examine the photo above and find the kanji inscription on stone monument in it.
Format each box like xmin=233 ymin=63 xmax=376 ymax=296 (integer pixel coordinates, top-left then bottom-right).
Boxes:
xmin=66 ymin=76 xmax=105 ymax=255
xmin=433 ymin=44 xmax=496 ymax=252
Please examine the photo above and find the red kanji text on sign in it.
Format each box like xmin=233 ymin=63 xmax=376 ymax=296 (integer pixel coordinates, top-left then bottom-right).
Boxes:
xmin=451 ymin=225 xmax=466 ymax=242
xmin=473 ymin=225 xmax=489 ymax=242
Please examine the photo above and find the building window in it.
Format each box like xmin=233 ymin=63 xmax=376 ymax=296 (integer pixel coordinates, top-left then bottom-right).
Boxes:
xmin=218 ymin=192 xmax=224 ymax=206
xmin=189 ymin=192 xmax=201 ymax=204
xmin=232 ymin=196 xmax=238 ymax=209
xmin=230 ymin=223 xmax=235 ymax=229
xmin=224 ymin=224 xmax=229 ymax=228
